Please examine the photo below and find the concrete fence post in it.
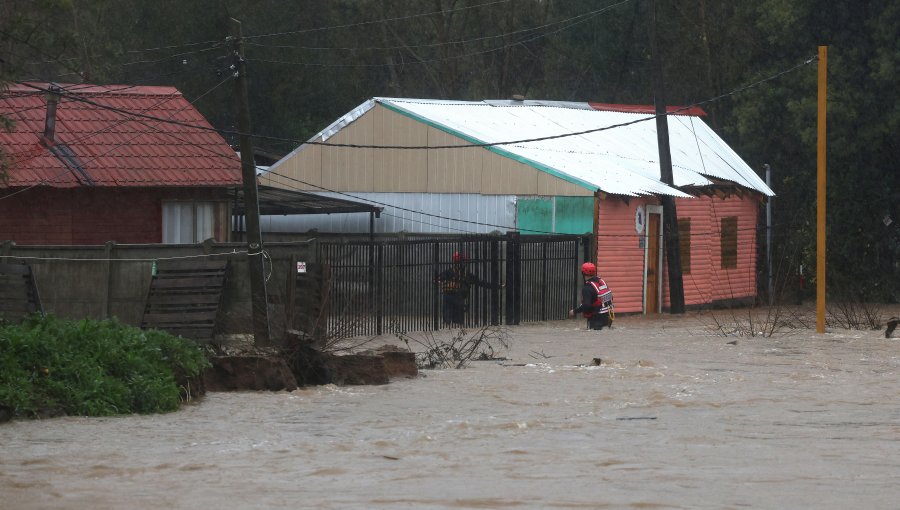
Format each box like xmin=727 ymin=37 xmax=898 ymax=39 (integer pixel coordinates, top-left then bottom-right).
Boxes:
xmin=102 ymin=241 xmax=116 ymax=319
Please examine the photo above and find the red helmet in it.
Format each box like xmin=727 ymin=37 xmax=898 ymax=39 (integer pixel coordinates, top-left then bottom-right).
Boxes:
xmin=452 ymin=251 xmax=467 ymax=262
xmin=581 ymin=262 xmax=597 ymax=276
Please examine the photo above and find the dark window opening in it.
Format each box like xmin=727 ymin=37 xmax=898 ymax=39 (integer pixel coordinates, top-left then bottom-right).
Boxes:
xmin=721 ymin=216 xmax=737 ymax=269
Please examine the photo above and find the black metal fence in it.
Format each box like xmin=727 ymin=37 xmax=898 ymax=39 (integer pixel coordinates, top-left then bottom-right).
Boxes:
xmin=317 ymin=233 xmax=591 ymax=337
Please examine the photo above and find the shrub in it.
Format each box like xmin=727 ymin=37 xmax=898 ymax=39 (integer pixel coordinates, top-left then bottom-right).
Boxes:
xmin=0 ymin=315 xmax=209 ymax=419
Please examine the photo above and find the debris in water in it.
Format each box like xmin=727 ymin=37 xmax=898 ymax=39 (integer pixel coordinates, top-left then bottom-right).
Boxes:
xmin=885 ymin=317 xmax=898 ymax=338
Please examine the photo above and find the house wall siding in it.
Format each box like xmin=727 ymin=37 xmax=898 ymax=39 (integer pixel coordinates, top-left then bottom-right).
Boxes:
xmin=672 ymin=196 xmax=714 ymax=306
xmin=662 ymin=195 xmax=760 ymax=308
xmin=595 ymin=195 xmax=761 ymax=314
xmin=0 ymin=187 xmax=229 ymax=245
xmin=260 ymin=104 xmax=592 ymax=197
xmin=596 ymin=197 xmax=653 ymax=313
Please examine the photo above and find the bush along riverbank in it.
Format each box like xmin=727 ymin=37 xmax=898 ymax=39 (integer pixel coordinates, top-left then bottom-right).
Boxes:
xmin=0 ymin=315 xmax=209 ymax=421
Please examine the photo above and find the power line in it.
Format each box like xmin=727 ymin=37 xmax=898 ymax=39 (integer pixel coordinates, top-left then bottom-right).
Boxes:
xmin=10 ymin=55 xmax=815 ymax=153
xmin=261 ymin=167 xmax=778 ymax=239
xmin=247 ymin=0 xmax=631 ymax=56
xmin=120 ymin=42 xmax=226 ymax=67
xmin=296 ymin=55 xmax=817 ymax=149
xmin=0 ymin=74 xmax=203 ymax=121
xmin=13 ymin=1 xmax=511 ymax=74
xmin=0 ymin=76 xmax=235 ymax=201
xmin=242 ymin=0 xmax=513 ymax=41
xmin=247 ymin=0 xmax=631 ymax=67
xmin=0 ymin=250 xmax=248 ymax=263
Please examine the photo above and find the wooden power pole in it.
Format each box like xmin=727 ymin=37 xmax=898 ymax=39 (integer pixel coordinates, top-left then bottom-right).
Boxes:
xmin=229 ymin=18 xmax=270 ymax=344
xmin=649 ymin=0 xmax=685 ymax=314
xmin=816 ymin=46 xmax=827 ymax=333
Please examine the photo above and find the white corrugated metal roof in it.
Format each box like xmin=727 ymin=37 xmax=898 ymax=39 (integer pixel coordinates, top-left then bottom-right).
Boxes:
xmin=300 ymin=97 xmax=773 ymax=198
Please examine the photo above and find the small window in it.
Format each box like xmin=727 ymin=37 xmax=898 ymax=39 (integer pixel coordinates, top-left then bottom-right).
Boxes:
xmin=162 ymin=201 xmax=216 ymax=244
xmin=678 ymin=218 xmax=691 ymax=274
xmin=720 ymin=216 xmax=737 ymax=269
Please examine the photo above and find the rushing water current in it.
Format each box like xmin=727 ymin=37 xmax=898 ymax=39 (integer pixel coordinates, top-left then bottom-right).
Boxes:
xmin=2 ymin=312 xmax=899 ymax=509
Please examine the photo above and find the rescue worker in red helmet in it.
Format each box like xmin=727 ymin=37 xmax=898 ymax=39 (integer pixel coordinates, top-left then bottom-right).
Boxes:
xmin=568 ymin=261 xmax=614 ymax=330
xmin=435 ymin=251 xmax=500 ymax=326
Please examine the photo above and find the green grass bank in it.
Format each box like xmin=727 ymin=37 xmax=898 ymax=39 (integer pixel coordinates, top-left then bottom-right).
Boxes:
xmin=0 ymin=315 xmax=209 ymax=420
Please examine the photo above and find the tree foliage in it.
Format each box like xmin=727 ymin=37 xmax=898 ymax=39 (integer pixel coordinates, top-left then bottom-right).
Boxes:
xmin=1 ymin=0 xmax=898 ymax=301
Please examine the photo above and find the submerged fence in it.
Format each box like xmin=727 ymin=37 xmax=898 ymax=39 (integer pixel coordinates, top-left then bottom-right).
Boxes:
xmin=317 ymin=234 xmax=592 ymax=337
xmin=0 ymin=235 xmax=591 ymax=342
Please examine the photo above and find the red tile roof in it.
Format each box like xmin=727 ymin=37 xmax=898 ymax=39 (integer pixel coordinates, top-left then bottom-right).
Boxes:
xmin=0 ymin=83 xmax=242 ymax=188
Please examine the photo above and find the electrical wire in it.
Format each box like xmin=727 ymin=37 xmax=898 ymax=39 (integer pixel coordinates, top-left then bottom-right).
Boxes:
xmin=120 ymin=42 xmax=225 ymax=67
xmin=242 ymin=0 xmax=513 ymax=41
xmin=0 ymin=75 xmax=235 ymax=201
xmin=0 ymin=249 xmax=248 ymax=263
xmin=244 ymin=6 xmax=610 ymax=53
xmin=10 ymin=55 xmax=816 ymax=152
xmin=261 ymin=167 xmax=781 ymax=239
xmin=246 ymin=0 xmax=631 ymax=68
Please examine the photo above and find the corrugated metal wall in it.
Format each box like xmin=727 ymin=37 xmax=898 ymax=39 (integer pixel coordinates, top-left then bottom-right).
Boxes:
xmin=259 ymin=192 xmax=516 ymax=234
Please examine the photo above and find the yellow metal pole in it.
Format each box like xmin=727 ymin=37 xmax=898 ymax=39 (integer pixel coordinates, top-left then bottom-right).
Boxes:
xmin=816 ymin=46 xmax=827 ymax=333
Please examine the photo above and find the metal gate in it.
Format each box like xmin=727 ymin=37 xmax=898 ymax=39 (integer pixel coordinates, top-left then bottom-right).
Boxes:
xmin=318 ymin=234 xmax=590 ymax=338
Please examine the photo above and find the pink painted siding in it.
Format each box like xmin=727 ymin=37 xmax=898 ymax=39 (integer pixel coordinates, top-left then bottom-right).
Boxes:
xmin=669 ymin=197 xmax=714 ymax=306
xmin=596 ymin=194 xmax=761 ymax=313
xmin=596 ymin=198 xmax=653 ymax=313
xmin=662 ymin=195 xmax=761 ymax=308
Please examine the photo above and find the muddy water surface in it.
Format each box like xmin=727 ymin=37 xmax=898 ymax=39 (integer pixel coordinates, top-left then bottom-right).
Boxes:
xmin=2 ymin=313 xmax=899 ymax=509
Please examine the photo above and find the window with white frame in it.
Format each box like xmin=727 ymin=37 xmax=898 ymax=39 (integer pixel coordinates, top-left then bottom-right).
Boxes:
xmin=162 ymin=201 xmax=216 ymax=244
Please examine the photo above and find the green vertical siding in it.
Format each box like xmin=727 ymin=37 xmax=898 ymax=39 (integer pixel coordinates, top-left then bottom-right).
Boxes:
xmin=517 ymin=196 xmax=593 ymax=235
xmin=555 ymin=196 xmax=594 ymax=234
xmin=517 ymin=197 xmax=553 ymax=234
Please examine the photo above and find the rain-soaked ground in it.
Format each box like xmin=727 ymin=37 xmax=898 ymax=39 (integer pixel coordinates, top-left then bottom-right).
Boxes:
xmin=2 ymin=309 xmax=899 ymax=509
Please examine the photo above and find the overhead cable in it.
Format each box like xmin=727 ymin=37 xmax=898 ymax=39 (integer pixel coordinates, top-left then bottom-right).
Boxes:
xmin=11 ymin=55 xmax=816 ymax=152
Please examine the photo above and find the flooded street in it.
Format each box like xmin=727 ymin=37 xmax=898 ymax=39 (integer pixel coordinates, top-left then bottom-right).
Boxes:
xmin=2 ymin=312 xmax=899 ymax=509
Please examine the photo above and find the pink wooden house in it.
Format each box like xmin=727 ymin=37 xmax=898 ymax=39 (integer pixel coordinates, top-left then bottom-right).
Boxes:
xmin=598 ymin=194 xmax=760 ymax=314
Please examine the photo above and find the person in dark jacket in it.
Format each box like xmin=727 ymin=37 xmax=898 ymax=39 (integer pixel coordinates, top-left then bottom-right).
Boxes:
xmin=435 ymin=251 xmax=497 ymax=326
xmin=568 ymin=262 xmax=614 ymax=330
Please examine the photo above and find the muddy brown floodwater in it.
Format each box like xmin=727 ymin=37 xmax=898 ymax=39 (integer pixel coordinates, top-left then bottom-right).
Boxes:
xmin=2 ymin=311 xmax=899 ymax=509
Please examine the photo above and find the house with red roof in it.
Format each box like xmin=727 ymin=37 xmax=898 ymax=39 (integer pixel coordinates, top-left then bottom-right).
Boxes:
xmin=0 ymin=83 xmax=243 ymax=245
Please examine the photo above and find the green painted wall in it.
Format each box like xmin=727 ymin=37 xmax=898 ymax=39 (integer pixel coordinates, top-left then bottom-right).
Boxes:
xmin=517 ymin=196 xmax=593 ymax=235
xmin=517 ymin=197 xmax=553 ymax=234
xmin=555 ymin=196 xmax=594 ymax=234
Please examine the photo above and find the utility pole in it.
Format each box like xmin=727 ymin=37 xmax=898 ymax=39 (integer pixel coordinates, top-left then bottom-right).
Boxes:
xmin=649 ymin=0 xmax=685 ymax=314
xmin=816 ymin=46 xmax=827 ymax=334
xmin=229 ymin=18 xmax=270 ymax=345
xmin=765 ymin=163 xmax=774 ymax=306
